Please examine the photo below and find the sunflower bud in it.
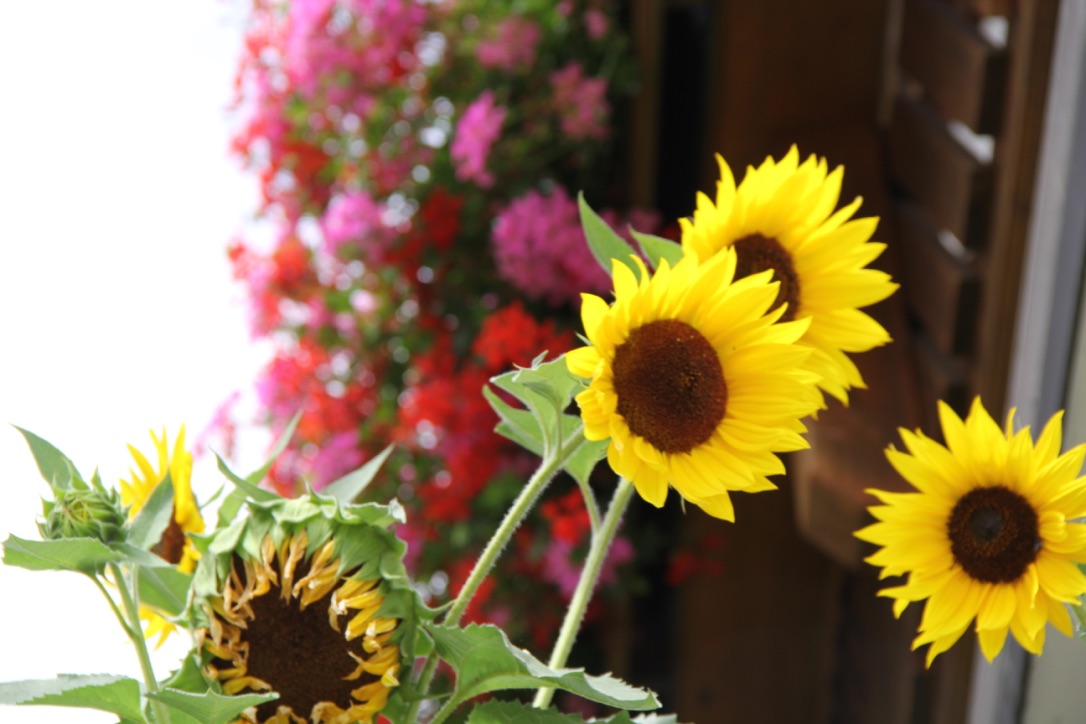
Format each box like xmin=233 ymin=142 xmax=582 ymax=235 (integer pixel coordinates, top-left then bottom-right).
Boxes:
xmin=41 ymin=486 xmax=127 ymax=543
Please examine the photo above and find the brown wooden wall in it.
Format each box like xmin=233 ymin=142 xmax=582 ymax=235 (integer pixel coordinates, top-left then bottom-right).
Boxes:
xmin=627 ymin=0 xmax=1061 ymax=721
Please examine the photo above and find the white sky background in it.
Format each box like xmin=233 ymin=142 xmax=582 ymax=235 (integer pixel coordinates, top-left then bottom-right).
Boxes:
xmin=0 ymin=2 xmax=269 ymax=721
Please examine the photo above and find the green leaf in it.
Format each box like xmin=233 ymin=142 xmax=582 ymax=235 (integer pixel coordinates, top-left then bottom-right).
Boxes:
xmin=137 ymin=564 xmax=192 ymax=617
xmin=246 ymin=410 xmax=303 ymax=484
xmin=0 ymin=674 xmax=143 ymax=721
xmin=321 ymin=445 xmax=394 ymax=503
xmin=2 ymin=534 xmax=123 ymax=574
xmin=13 ymin=426 xmax=80 ymax=490
xmin=578 ymin=192 xmax=641 ymax=282
xmin=603 ymin=714 xmax=683 ymax=724
xmin=147 ymin=688 xmax=277 ymax=724
xmin=563 ymin=438 xmax=608 ymax=488
xmin=489 ymin=355 xmax=579 ymax=455
xmin=216 ymin=454 xmax=280 ymax=504
xmin=428 ymin=624 xmax=658 ymax=712
xmin=512 ymin=354 xmax=579 ymax=415
xmin=127 ymin=474 xmax=174 ymax=551
xmin=483 ymin=384 xmax=543 ymax=456
xmin=468 ymin=701 xmax=586 ymax=723
xmin=630 ymin=229 xmax=684 ymax=271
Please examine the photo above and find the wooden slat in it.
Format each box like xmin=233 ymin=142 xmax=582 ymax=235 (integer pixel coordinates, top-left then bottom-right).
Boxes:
xmin=975 ymin=0 xmax=1061 ymax=415
xmin=899 ymin=0 xmax=1007 ymax=133
xmin=887 ymin=96 xmax=994 ymax=247
xmin=897 ymin=200 xmax=981 ymax=356
xmin=911 ymin=332 xmax=970 ymax=432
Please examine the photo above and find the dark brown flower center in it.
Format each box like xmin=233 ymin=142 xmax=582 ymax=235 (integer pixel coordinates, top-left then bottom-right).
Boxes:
xmin=152 ymin=508 xmax=185 ymax=565
xmin=612 ymin=319 xmax=727 ymax=454
xmin=732 ymin=233 xmax=800 ymax=322
xmin=236 ymin=560 xmax=362 ymax=720
xmin=947 ymin=486 xmax=1040 ymax=584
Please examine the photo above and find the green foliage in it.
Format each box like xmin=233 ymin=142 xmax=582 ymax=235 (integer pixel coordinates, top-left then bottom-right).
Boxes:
xmin=13 ymin=425 xmax=82 ymax=490
xmin=0 ymin=674 xmax=143 ymax=722
xmin=147 ymin=688 xmax=278 ymax=724
xmin=630 ymin=229 xmax=684 ymax=271
xmin=578 ymin=192 xmax=642 ymax=282
xmin=2 ymin=534 xmax=124 ymax=575
xmin=486 ymin=355 xmax=607 ymax=487
xmin=136 ymin=563 xmax=193 ymax=618
xmin=468 ymin=701 xmax=586 ymax=723
xmin=467 ymin=703 xmax=685 ymax=724
xmin=126 ymin=475 xmax=175 ymax=551
xmin=427 ymin=623 xmax=659 ymax=713
xmin=321 ymin=444 xmax=394 ymax=503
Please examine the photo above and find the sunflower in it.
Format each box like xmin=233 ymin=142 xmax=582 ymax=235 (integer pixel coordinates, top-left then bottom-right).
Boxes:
xmin=119 ymin=426 xmax=204 ymax=644
xmin=193 ymin=496 xmax=416 ymax=723
xmin=680 ymin=145 xmax=898 ymax=406
xmin=856 ymin=398 xmax=1086 ymax=665
xmin=565 ymin=249 xmax=821 ymax=521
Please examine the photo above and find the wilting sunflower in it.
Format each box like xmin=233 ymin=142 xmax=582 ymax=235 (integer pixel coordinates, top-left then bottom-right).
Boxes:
xmin=193 ymin=495 xmax=417 ymax=723
xmin=566 ymin=249 xmax=821 ymax=521
xmin=120 ymin=426 xmax=204 ymax=644
xmin=680 ymin=146 xmax=898 ymax=406
xmin=856 ymin=398 xmax=1086 ymax=665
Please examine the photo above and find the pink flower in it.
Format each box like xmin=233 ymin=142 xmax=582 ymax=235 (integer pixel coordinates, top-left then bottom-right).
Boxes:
xmin=550 ymin=62 xmax=610 ymax=141
xmin=309 ymin=430 xmax=365 ymax=490
xmin=451 ymin=91 xmax=507 ymax=188
xmin=542 ymin=535 xmax=635 ymax=601
xmin=584 ymin=9 xmax=609 ymax=40
xmin=492 ymin=186 xmax=661 ymax=306
xmin=477 ymin=16 xmax=541 ymax=69
xmin=320 ymin=190 xmax=395 ymax=260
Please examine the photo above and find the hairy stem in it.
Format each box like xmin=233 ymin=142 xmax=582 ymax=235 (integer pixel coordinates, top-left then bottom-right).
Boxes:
xmin=533 ymin=477 xmax=635 ymax=709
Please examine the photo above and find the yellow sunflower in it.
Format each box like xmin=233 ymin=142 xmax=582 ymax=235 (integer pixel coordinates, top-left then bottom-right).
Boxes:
xmin=120 ymin=426 xmax=204 ymax=644
xmin=680 ymin=145 xmax=898 ymax=406
xmin=856 ymin=398 xmax=1086 ymax=665
xmin=565 ymin=249 xmax=821 ymax=521
xmin=195 ymin=496 xmax=414 ymax=724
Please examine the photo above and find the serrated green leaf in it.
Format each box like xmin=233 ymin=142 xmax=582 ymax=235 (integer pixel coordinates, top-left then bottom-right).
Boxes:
xmin=563 ymin=438 xmax=608 ymax=488
xmin=321 ymin=445 xmax=394 ymax=503
xmin=137 ymin=564 xmax=192 ymax=617
xmin=147 ymin=688 xmax=277 ymax=724
xmin=631 ymin=229 xmax=684 ymax=271
xmin=602 ymin=713 xmax=683 ymax=724
xmin=13 ymin=426 xmax=80 ymax=490
xmin=512 ymin=355 xmax=579 ymax=414
xmin=2 ymin=534 xmax=123 ymax=574
xmin=429 ymin=624 xmax=658 ymax=712
xmin=579 ymin=192 xmax=641 ymax=282
xmin=127 ymin=474 xmax=174 ymax=551
xmin=0 ymin=674 xmax=143 ymax=720
xmin=469 ymin=700 xmax=586 ymax=723
xmin=483 ymin=385 xmax=544 ymax=456
xmin=245 ymin=411 xmax=302 ymax=484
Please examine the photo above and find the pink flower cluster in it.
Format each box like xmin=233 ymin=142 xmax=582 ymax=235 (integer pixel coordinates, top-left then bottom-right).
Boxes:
xmin=491 ymin=186 xmax=661 ymax=306
xmin=550 ymin=62 xmax=610 ymax=141
xmin=321 ymin=190 xmax=396 ymax=260
xmin=451 ymin=91 xmax=507 ymax=188
xmin=284 ymin=0 xmax=426 ymax=116
xmin=477 ymin=16 xmax=542 ymax=70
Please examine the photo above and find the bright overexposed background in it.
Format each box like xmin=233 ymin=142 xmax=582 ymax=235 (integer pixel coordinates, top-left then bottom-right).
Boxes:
xmin=0 ymin=2 xmax=269 ymax=721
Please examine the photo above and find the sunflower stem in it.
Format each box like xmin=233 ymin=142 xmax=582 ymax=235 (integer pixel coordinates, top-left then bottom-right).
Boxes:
xmin=406 ymin=423 xmax=586 ymax=722
xmin=89 ymin=572 xmax=138 ymax=640
xmin=533 ymin=476 xmax=635 ymax=710
xmin=110 ymin=563 xmax=170 ymax=724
